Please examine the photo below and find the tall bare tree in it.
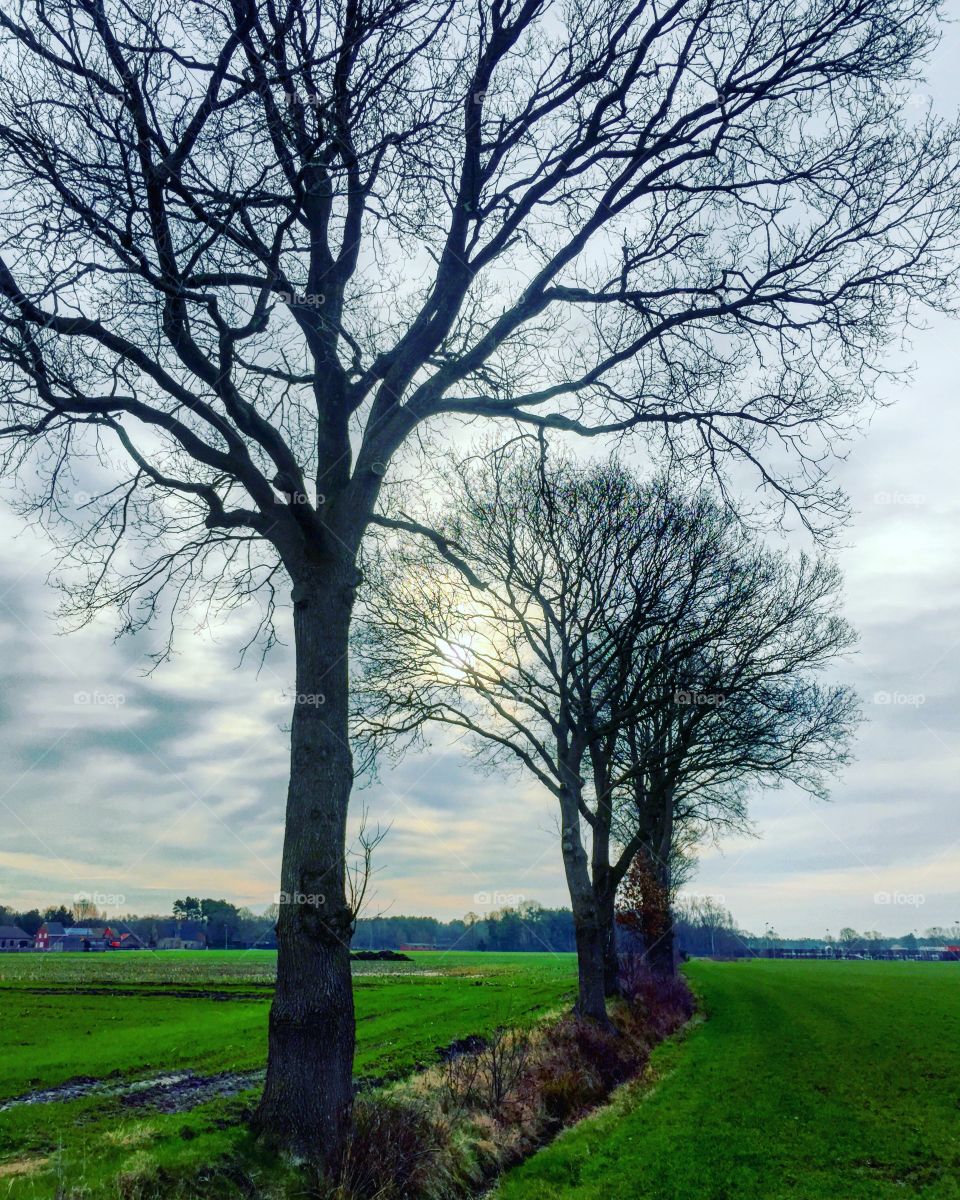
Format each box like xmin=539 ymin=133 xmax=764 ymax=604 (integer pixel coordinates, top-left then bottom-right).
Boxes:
xmin=0 ymin=0 xmax=956 ymax=1162
xmin=598 ymin=565 xmax=859 ymax=978
xmin=588 ymin=505 xmax=864 ymax=980
xmin=355 ymin=447 xmax=858 ymax=1020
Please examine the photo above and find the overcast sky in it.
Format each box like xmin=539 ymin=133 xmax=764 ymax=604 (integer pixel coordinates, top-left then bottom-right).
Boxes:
xmin=2 ymin=16 xmax=960 ymax=940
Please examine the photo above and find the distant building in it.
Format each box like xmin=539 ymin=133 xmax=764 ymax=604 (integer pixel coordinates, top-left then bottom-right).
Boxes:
xmin=154 ymin=920 xmax=207 ymax=950
xmin=60 ymin=926 xmax=112 ymax=951
xmin=0 ymin=925 xmax=33 ymax=951
xmin=35 ymin=921 xmax=68 ymax=950
xmin=399 ymin=942 xmax=436 ymax=951
xmin=105 ymin=921 xmax=146 ymax=950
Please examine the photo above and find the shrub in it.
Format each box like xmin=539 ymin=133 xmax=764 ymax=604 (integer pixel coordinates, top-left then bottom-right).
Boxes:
xmin=538 ymin=1065 xmax=604 ymax=1123
xmin=476 ymin=1027 xmax=532 ymax=1114
xmin=618 ymin=954 xmax=695 ymax=1037
xmin=328 ymin=962 xmax=694 ymax=1199
xmin=336 ymin=1094 xmax=467 ymax=1200
xmin=568 ymin=1018 xmax=636 ymax=1090
xmin=441 ymin=1045 xmax=483 ymax=1115
xmin=528 ymin=1015 xmax=638 ymax=1128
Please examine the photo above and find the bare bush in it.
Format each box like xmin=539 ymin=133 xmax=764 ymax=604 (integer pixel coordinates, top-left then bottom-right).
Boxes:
xmin=441 ymin=1048 xmax=484 ymax=1116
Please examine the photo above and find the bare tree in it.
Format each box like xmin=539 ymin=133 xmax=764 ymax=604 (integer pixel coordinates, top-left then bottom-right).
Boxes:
xmin=671 ymin=894 xmax=744 ymax=956
xmin=71 ymin=897 xmax=104 ymax=924
xmin=594 ymin=545 xmax=861 ymax=979
xmin=355 ymin=446 xmax=858 ymax=1019
xmin=0 ymin=0 xmax=956 ymax=1162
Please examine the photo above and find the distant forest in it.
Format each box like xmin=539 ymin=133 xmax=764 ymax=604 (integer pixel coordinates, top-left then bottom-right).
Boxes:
xmin=3 ymin=897 xmax=956 ymax=958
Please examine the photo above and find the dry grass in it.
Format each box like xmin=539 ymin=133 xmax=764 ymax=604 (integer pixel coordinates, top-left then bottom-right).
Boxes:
xmin=103 ymin=1122 xmax=162 ymax=1149
xmin=0 ymin=1156 xmax=47 ymax=1179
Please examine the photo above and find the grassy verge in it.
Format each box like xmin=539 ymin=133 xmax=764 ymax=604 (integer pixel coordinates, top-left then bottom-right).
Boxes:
xmin=329 ymin=963 xmax=693 ymax=1200
xmin=494 ymin=960 xmax=960 ymax=1200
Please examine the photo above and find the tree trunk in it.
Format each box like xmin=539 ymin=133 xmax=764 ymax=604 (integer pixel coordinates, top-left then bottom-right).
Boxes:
xmin=641 ymin=851 xmax=676 ymax=977
xmin=573 ymin=909 xmax=612 ymax=1025
xmin=253 ymin=568 xmax=356 ymax=1168
xmin=599 ymin=889 xmax=620 ymax=997
xmin=644 ymin=908 xmax=676 ymax=976
xmin=559 ymin=801 xmax=612 ymax=1025
xmin=589 ymin=744 xmax=619 ymax=998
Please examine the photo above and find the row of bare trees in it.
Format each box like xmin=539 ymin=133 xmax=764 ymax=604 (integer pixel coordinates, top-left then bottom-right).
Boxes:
xmin=1 ymin=0 xmax=958 ymax=1170
xmin=355 ymin=446 xmax=859 ymax=1023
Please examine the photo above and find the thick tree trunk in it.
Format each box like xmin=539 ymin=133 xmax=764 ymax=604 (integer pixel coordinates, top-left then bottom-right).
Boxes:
xmin=589 ymin=748 xmax=619 ymax=999
xmin=644 ymin=908 xmax=676 ymax=975
xmin=559 ymin=791 xmax=612 ymax=1026
xmin=598 ymin=889 xmax=620 ymax=997
xmin=252 ymin=568 xmax=356 ymax=1168
xmin=573 ymin=908 xmax=613 ymax=1024
xmin=640 ymin=851 xmax=676 ymax=977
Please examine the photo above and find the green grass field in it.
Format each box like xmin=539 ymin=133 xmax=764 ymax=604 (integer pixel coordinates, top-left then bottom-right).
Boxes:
xmin=0 ymin=950 xmax=576 ymax=1197
xmin=3 ymin=955 xmax=959 ymax=1199
xmin=496 ymin=959 xmax=960 ymax=1200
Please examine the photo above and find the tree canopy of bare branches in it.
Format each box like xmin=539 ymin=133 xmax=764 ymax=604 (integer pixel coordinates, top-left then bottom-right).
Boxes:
xmin=356 ymin=446 xmax=859 ymax=1015
xmin=0 ymin=0 xmax=954 ymax=1162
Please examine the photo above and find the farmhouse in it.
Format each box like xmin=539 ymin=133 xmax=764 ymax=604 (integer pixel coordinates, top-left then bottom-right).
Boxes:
xmin=106 ymin=921 xmax=144 ymax=950
xmin=35 ymin=922 xmax=147 ymax=951
xmin=35 ymin=921 xmax=67 ymax=950
xmin=0 ymin=924 xmax=32 ymax=951
xmin=154 ymin=920 xmax=207 ymax=950
xmin=59 ymin=926 xmax=112 ymax=951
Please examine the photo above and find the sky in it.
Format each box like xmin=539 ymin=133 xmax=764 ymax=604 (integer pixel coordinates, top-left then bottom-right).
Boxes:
xmin=1 ymin=15 xmax=960 ymax=940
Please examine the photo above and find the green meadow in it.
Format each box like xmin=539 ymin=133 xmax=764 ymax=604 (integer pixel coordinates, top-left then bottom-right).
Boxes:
xmin=496 ymin=960 xmax=960 ymax=1200
xmin=2 ymin=954 xmax=959 ymax=1198
xmin=0 ymin=950 xmax=576 ymax=1197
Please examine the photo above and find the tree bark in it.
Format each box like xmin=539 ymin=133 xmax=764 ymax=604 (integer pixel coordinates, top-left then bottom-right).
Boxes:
xmin=252 ymin=565 xmax=357 ymax=1168
xmin=589 ymin=753 xmax=620 ymax=1000
xmin=573 ymin=909 xmax=612 ymax=1024
xmin=598 ymin=888 xmax=620 ymax=997
xmin=640 ymin=850 xmax=676 ymax=977
xmin=644 ymin=908 xmax=676 ymax=976
xmin=558 ymin=780 xmax=613 ymax=1026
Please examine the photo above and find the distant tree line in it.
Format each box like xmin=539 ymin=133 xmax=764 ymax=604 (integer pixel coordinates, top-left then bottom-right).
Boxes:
xmin=352 ymin=904 xmax=578 ymax=953
xmin=5 ymin=896 xmax=955 ymax=957
xmin=0 ymin=897 xmax=276 ymax=948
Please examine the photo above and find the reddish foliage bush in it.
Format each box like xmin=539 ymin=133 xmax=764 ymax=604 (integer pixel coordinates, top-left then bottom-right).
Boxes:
xmin=327 ymin=960 xmax=695 ymax=1199
xmin=529 ymin=1013 xmax=641 ymax=1129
